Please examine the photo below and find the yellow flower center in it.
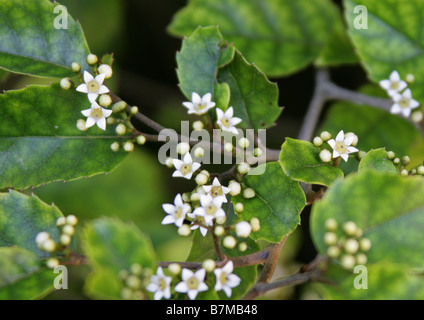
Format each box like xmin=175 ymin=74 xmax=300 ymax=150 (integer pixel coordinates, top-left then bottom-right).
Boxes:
xmin=194 ymin=103 xmax=207 ymax=112
xmin=159 ymin=278 xmax=167 ymax=291
xmin=220 ymin=272 xmax=228 ymax=285
xmin=206 ymin=204 xmax=217 ymax=216
xmin=399 ymin=97 xmax=410 ymax=109
xmin=211 ymin=186 xmax=223 ymax=197
xmin=90 ymin=108 xmax=103 ymax=119
xmin=87 ymin=80 xmax=100 ymax=93
xmin=390 ymin=82 xmax=399 ymax=90
xmin=180 ymin=164 xmax=192 ymax=175
xmin=221 ymin=117 xmax=230 ymax=127
xmin=335 ymin=141 xmax=347 ymax=154
xmin=175 ymin=207 xmax=183 ymax=219
xmin=187 ymin=276 xmax=199 ymax=290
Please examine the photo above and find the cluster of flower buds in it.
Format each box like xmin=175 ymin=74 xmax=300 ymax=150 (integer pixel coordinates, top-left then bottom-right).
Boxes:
xmin=386 ymin=151 xmax=423 ymax=176
xmin=314 ymin=130 xmax=359 ymax=163
xmin=119 ymin=263 xmax=152 ymax=300
xmin=323 ymin=218 xmax=371 ymax=270
xmin=35 ymin=215 xmax=78 ymax=269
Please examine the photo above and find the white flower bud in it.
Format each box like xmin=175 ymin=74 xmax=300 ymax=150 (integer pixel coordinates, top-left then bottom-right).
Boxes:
xmin=402 ymin=156 xmax=411 ymax=166
xmin=99 ymin=94 xmax=112 ymax=107
xmin=130 ymin=106 xmax=139 ymax=115
xmin=238 ymin=242 xmax=248 ymax=252
xmin=313 ymin=136 xmax=323 ymax=147
xmin=253 ymin=148 xmax=263 ymax=157
xmin=342 ymin=221 xmax=357 ymax=236
xmin=46 ymin=257 xmax=60 ymax=269
xmin=344 ymin=238 xmax=359 ymax=254
xmin=359 ymin=238 xmax=372 ymax=252
xmin=62 ymin=224 xmax=75 ymax=236
xmin=214 ymin=226 xmax=225 ymax=237
xmin=35 ymin=232 xmax=50 ymax=246
xmin=216 ymin=215 xmax=227 ymax=225
xmin=355 ymin=228 xmax=363 ymax=238
xmin=118 ymin=269 xmax=129 ymax=280
xmin=98 ymin=64 xmax=113 ymax=79
xmin=178 ymin=224 xmax=191 ymax=237
xmin=56 ymin=217 xmax=66 ymax=227
xmin=190 ymin=192 xmax=200 ymax=202
xmin=324 ymin=232 xmax=338 ymax=246
xmin=234 ymin=202 xmax=244 ymax=214
xmin=110 ymin=142 xmax=120 ymax=152
xmin=71 ymin=62 xmax=81 ymax=73
xmin=177 ymin=142 xmax=190 ymax=155
xmin=107 ymin=117 xmax=116 ymax=125
xmin=115 ymin=123 xmax=127 ymax=135
xmin=192 ymin=121 xmax=204 ymax=131
xmin=228 ymin=181 xmax=241 ymax=196
xmin=200 ymin=170 xmax=210 ymax=178
xmin=86 ymin=53 xmax=98 ymax=65
xmin=325 ymin=218 xmax=338 ymax=231
xmin=238 ymin=137 xmax=250 ymax=149
xmin=345 ymin=132 xmax=358 ymax=147
xmin=406 ymin=73 xmax=415 ymax=83
xmin=182 ymin=193 xmax=190 ymax=202
xmin=237 ymin=162 xmax=250 ymax=174
xmin=356 ymin=253 xmax=368 ymax=265
xmin=358 ymin=150 xmax=367 ymax=160
xmin=41 ymin=239 xmax=56 ymax=253
xmin=195 ymin=173 xmax=208 ymax=186
xmin=417 ymin=165 xmax=424 ymax=175
xmin=250 ymin=217 xmax=260 ymax=232
xmin=202 ymin=259 xmax=216 ymax=272
xmin=223 ymin=236 xmax=236 ymax=249
xmin=120 ymin=288 xmax=133 ymax=300
xmin=123 ymin=142 xmax=134 ymax=152
xmin=327 ymin=246 xmax=341 ymax=258
xmin=400 ymin=169 xmax=408 ymax=176
xmin=411 ymin=111 xmax=423 ymax=123
xmin=136 ymin=135 xmax=146 ymax=145
xmin=320 ymin=131 xmax=332 ymax=141
xmin=340 ymin=254 xmax=356 ymax=270
xmin=235 ymin=221 xmax=252 ymax=238
xmin=393 ymin=157 xmax=400 ymax=165
xmin=243 ymin=188 xmax=255 ymax=199
xmin=60 ymin=234 xmax=72 ymax=246
xmin=194 ymin=147 xmax=205 ymax=158
xmin=319 ymin=149 xmax=332 ymax=163
xmin=168 ymin=263 xmax=181 ymax=275
xmin=112 ymin=101 xmax=127 ymax=113
xmin=76 ymin=119 xmax=87 ymax=131
xmin=126 ymin=275 xmax=141 ymax=289
xmin=60 ymin=77 xmax=72 ymax=90
xmin=130 ymin=263 xmax=143 ymax=275
xmin=165 ymin=158 xmax=174 ymax=168
xmin=66 ymin=215 xmax=78 ymax=226
xmin=387 ymin=151 xmax=396 ymax=160
xmin=224 ymin=143 xmax=233 ymax=153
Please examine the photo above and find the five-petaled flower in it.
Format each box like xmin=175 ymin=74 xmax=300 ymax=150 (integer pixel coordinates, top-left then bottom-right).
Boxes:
xmin=172 ymin=153 xmax=201 ymax=180
xmin=390 ymin=89 xmax=420 ymax=117
xmin=146 ymin=267 xmax=172 ymax=300
xmin=379 ymin=71 xmax=407 ymax=97
xmin=174 ymin=268 xmax=208 ymax=300
xmin=327 ymin=130 xmax=359 ymax=162
xmin=81 ymin=101 xmax=113 ymax=130
xmin=202 ymin=177 xmax=231 ymax=203
xmin=214 ymin=261 xmax=241 ymax=298
xmin=182 ymin=92 xmax=216 ymax=115
xmin=161 ymin=193 xmax=191 ymax=227
xmin=216 ymin=107 xmax=242 ymax=135
xmin=192 ymin=194 xmax=226 ymax=226
xmin=76 ymin=71 xmax=110 ymax=103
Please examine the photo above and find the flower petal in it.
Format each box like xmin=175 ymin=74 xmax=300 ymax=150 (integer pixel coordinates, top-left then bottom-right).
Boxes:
xmin=85 ymin=117 xmax=96 ymax=128
xmin=390 ymin=70 xmax=400 ymax=82
xmin=390 ymin=104 xmax=402 ymax=114
xmin=202 ymin=92 xmax=212 ymax=103
xmin=96 ymin=117 xmax=106 ymax=130
xmin=88 ymin=92 xmax=98 ymax=103
xmin=83 ymin=71 xmax=94 ymax=83
xmin=335 ymin=130 xmax=344 ymax=142
xmin=192 ymin=92 xmax=201 ymax=104
xmin=98 ymin=85 xmax=110 ymax=94
xmin=379 ymin=79 xmax=391 ymax=91
xmin=76 ymin=83 xmax=88 ymax=93
xmin=95 ymin=73 xmax=106 ymax=85
xmin=327 ymin=139 xmax=336 ymax=149
xmin=102 ymin=108 xmax=113 ymax=117
xmin=174 ymin=282 xmax=188 ymax=293
xmin=161 ymin=215 xmax=176 ymax=225
xmin=341 ymin=153 xmax=349 ymax=162
xmin=81 ymin=108 xmax=92 ymax=117
xmin=172 ymin=159 xmax=183 ymax=170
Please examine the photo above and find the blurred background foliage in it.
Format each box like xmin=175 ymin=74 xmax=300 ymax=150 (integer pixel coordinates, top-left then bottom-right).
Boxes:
xmin=1 ymin=0 xmax=421 ymax=299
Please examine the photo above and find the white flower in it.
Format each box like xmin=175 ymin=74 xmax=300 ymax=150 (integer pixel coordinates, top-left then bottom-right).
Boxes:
xmin=182 ymin=92 xmax=215 ymax=115
xmin=76 ymin=71 xmax=109 ymax=102
xmin=81 ymin=101 xmax=113 ymax=131
xmin=327 ymin=130 xmax=359 ymax=162
xmin=174 ymin=268 xmax=208 ymax=300
xmin=172 ymin=153 xmax=201 ymax=180
xmin=202 ymin=177 xmax=230 ymax=203
xmin=214 ymin=261 xmax=241 ymax=298
xmin=162 ymin=194 xmax=191 ymax=227
xmin=379 ymin=71 xmax=407 ymax=97
xmin=390 ymin=89 xmax=420 ymax=117
xmin=192 ymin=195 xmax=226 ymax=225
xmin=216 ymin=107 xmax=242 ymax=135
xmin=146 ymin=267 xmax=172 ymax=300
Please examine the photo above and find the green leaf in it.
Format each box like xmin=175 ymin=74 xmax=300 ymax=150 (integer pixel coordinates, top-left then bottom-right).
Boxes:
xmin=217 ymin=51 xmax=282 ymax=129
xmin=176 ymin=26 xmax=235 ymax=101
xmin=315 ymin=11 xmax=359 ymax=67
xmin=187 ymin=230 xmax=258 ymax=300
xmin=0 ymin=190 xmax=63 ymax=258
xmin=279 ymin=138 xmax=344 ymax=186
xmin=168 ymin=0 xmax=340 ymax=77
xmin=315 ymin=263 xmax=424 ymax=300
xmin=345 ymin=0 xmax=424 ymax=102
xmin=101 ymin=53 xmax=115 ymax=67
xmin=232 ymin=162 xmax=306 ymax=243
xmin=358 ymin=148 xmax=397 ymax=173
xmin=0 ymin=0 xmax=90 ymax=78
xmin=0 ymin=246 xmax=55 ymax=300
xmin=83 ymin=217 xmax=156 ymax=273
xmin=310 ymin=171 xmax=424 ymax=268
xmin=84 ymin=269 xmax=123 ymax=300
xmin=0 ymin=84 xmax=129 ymax=190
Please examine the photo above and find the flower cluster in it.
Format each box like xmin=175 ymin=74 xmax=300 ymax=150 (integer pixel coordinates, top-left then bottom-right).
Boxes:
xmin=379 ymin=71 xmax=420 ymax=118
xmin=314 ymin=130 xmax=359 ymax=163
xmin=386 ymin=151 xmax=424 ymax=176
xmin=35 ymin=215 xmax=78 ymax=269
xmin=118 ymin=263 xmax=152 ymax=300
xmin=323 ymin=218 xmax=371 ymax=270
